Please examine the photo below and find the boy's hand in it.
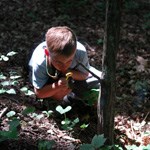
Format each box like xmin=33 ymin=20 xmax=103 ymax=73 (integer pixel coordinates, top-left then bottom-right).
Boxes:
xmin=57 ymin=77 xmax=68 ymax=88
xmin=51 ymin=77 xmax=71 ymax=100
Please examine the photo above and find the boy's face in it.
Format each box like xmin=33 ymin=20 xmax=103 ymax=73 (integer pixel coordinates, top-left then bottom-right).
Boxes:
xmin=50 ymin=52 xmax=75 ymax=73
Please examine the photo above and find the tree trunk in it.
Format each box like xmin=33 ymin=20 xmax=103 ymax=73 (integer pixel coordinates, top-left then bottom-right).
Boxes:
xmin=97 ymin=0 xmax=122 ymax=144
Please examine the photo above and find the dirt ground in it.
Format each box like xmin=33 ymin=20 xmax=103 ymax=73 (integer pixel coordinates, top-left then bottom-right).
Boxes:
xmin=0 ymin=0 xmax=150 ymax=149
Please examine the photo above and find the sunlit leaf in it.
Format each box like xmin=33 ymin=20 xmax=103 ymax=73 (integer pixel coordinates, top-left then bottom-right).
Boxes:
xmin=36 ymin=114 xmax=44 ymax=120
xmin=20 ymin=87 xmax=28 ymax=92
xmin=1 ymin=81 xmax=10 ymax=86
xmin=56 ymin=105 xmax=64 ymax=114
xmin=80 ymin=123 xmax=89 ymax=129
xmin=11 ymin=80 xmax=19 ymax=85
xmin=42 ymin=110 xmax=53 ymax=117
xmin=10 ymin=75 xmax=21 ymax=79
xmin=0 ymin=88 xmax=6 ymax=94
xmin=61 ymin=118 xmax=71 ymax=125
xmin=7 ymin=51 xmax=17 ymax=56
xmin=0 ymin=74 xmax=6 ymax=80
xmin=48 ymin=110 xmax=53 ymax=114
xmin=6 ymin=88 xmax=16 ymax=94
xmin=1 ymin=55 xmax=9 ymax=61
xmin=26 ymin=90 xmax=34 ymax=95
xmin=73 ymin=117 xmax=79 ymax=124
xmin=56 ymin=105 xmax=72 ymax=114
xmin=6 ymin=111 xmax=16 ymax=118
xmin=144 ymin=131 xmax=150 ymax=136
xmin=20 ymin=87 xmax=34 ymax=95
xmin=29 ymin=113 xmax=38 ymax=118
xmin=125 ymin=145 xmax=140 ymax=150
xmin=114 ymin=145 xmax=123 ymax=150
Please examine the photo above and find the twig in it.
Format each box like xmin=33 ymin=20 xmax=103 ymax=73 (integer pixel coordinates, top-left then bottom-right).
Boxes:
xmin=130 ymin=120 xmax=137 ymax=140
xmin=142 ymin=112 xmax=150 ymax=122
xmin=62 ymin=135 xmax=81 ymax=143
xmin=0 ymin=107 xmax=8 ymax=118
xmin=77 ymin=61 xmax=102 ymax=82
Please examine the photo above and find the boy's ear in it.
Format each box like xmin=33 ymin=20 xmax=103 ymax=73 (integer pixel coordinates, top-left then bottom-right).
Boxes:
xmin=44 ymin=48 xmax=49 ymax=56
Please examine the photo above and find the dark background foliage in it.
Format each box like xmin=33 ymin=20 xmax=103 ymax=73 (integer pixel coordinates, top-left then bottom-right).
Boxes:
xmin=0 ymin=0 xmax=105 ymax=67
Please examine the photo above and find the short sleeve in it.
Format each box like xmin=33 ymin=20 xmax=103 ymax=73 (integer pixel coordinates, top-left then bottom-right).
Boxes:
xmin=76 ymin=50 xmax=90 ymax=74
xmin=73 ymin=42 xmax=90 ymax=74
xmin=32 ymin=61 xmax=49 ymax=89
xmin=29 ymin=41 xmax=49 ymax=89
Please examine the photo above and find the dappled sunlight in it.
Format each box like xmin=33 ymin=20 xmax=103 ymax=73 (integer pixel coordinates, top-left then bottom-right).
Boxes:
xmin=114 ymin=113 xmax=150 ymax=146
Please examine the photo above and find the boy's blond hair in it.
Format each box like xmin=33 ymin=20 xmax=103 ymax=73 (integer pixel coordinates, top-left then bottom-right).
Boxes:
xmin=46 ymin=26 xmax=77 ymax=56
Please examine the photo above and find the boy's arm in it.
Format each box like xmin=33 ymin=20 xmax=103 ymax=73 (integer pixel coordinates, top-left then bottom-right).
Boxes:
xmin=34 ymin=83 xmax=58 ymax=98
xmin=34 ymin=77 xmax=71 ymax=99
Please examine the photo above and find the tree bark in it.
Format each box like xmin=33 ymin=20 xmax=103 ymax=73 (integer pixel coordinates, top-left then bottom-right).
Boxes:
xmin=97 ymin=0 xmax=122 ymax=144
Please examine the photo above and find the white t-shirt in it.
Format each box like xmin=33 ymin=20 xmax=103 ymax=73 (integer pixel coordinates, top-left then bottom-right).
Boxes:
xmin=29 ymin=41 xmax=90 ymax=89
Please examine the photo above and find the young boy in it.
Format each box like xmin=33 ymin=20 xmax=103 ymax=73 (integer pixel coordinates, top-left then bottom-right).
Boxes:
xmin=29 ymin=26 xmax=102 ymax=105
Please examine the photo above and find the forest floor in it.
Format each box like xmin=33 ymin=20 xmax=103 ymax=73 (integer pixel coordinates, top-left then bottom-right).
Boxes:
xmin=0 ymin=0 xmax=150 ymax=149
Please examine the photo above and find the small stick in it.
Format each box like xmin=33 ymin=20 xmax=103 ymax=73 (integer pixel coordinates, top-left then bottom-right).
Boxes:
xmin=0 ymin=107 xmax=8 ymax=118
xmin=77 ymin=61 xmax=102 ymax=82
xmin=142 ymin=112 xmax=149 ymax=122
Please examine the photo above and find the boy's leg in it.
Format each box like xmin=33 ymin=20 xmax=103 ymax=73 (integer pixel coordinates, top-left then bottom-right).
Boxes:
xmin=72 ymin=78 xmax=100 ymax=105
xmin=65 ymin=68 xmax=102 ymax=106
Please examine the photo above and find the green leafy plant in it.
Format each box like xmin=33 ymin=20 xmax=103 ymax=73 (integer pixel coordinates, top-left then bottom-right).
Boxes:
xmin=0 ymin=118 xmax=20 ymax=142
xmin=42 ymin=110 xmax=53 ymax=118
xmin=56 ymin=105 xmax=71 ymax=115
xmin=22 ymin=107 xmax=36 ymax=115
xmin=0 ymin=70 xmax=21 ymax=95
xmin=80 ymin=134 xmax=124 ymax=150
xmin=0 ymin=110 xmax=20 ymax=142
xmin=20 ymin=86 xmax=34 ymax=96
xmin=38 ymin=140 xmax=55 ymax=150
xmin=80 ymin=123 xmax=89 ymax=129
xmin=83 ymin=89 xmax=99 ymax=106
xmin=61 ymin=117 xmax=79 ymax=130
xmin=28 ymin=112 xmax=44 ymax=120
xmin=97 ymin=38 xmax=103 ymax=45
xmin=0 ymin=77 xmax=18 ymax=94
xmin=0 ymin=52 xmax=31 ymax=96
xmin=0 ymin=71 xmax=34 ymax=96
xmin=0 ymin=51 xmax=17 ymax=62
xmin=80 ymin=134 xmax=107 ymax=150
xmin=75 ymin=123 xmax=89 ymax=137
xmin=56 ymin=105 xmax=79 ymax=130
xmin=0 ymin=88 xmax=16 ymax=94
xmin=0 ymin=73 xmax=6 ymax=80
xmin=23 ymin=107 xmax=45 ymax=120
